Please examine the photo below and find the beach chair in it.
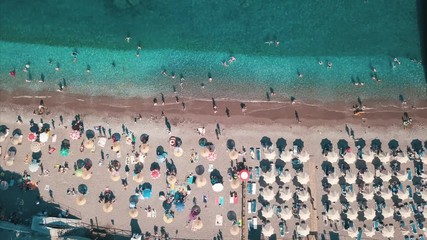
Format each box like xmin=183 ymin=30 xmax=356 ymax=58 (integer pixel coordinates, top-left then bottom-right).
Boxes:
xmin=252 ymin=217 xmax=258 ymax=230
xmin=251 ymin=200 xmax=257 ymax=213
xmin=410 ymin=221 xmax=417 ymax=233
xmin=248 ymin=218 xmax=253 ymax=229
xmin=407 ymin=168 xmax=413 ymax=181
xmin=250 ymin=147 xmax=255 ymax=160
xmin=248 ymin=201 xmax=252 ymax=213
xmin=247 ymin=181 xmax=252 ymax=194
xmin=249 ymin=167 xmax=253 ymax=180
xmin=251 ymin=182 xmax=257 ymax=195
xmin=293 ymin=145 xmax=299 ymax=155
xmin=256 ymin=148 xmax=261 ymax=160
xmin=373 ymin=220 xmax=379 ymax=231
xmin=255 ymin=167 xmax=260 ymax=180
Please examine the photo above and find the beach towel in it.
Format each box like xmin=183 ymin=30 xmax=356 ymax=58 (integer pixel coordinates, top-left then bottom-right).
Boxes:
xmin=256 ymin=148 xmax=261 ymax=160
xmin=219 ymin=197 xmax=224 ymax=206
xmin=247 ymin=201 xmax=252 ymax=213
xmin=230 ymin=196 xmax=234 ymax=204
xmin=97 ymin=137 xmax=106 ymax=147
xmin=234 ymin=195 xmax=238 ymax=205
xmin=251 ymin=200 xmax=257 ymax=213
xmin=215 ymin=215 xmax=223 ymax=226
xmin=215 ymin=197 xmax=219 ymax=206
xmin=252 ymin=217 xmax=257 ymax=229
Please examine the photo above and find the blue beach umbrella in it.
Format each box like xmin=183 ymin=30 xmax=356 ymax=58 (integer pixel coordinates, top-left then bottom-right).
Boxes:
xmin=143 ymin=189 xmax=152 ymax=199
xmin=175 ymin=202 xmax=185 ymax=212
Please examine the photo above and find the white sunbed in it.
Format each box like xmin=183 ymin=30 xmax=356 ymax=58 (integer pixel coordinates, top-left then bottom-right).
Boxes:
xmin=252 ymin=217 xmax=258 ymax=230
xmin=248 ymin=201 xmax=252 ymax=213
xmin=251 ymin=183 xmax=257 ymax=195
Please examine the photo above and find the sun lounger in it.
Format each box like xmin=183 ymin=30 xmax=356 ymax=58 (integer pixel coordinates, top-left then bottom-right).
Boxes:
xmin=247 ymin=182 xmax=252 ymax=194
xmin=251 ymin=200 xmax=257 ymax=213
xmin=234 ymin=195 xmax=238 ymax=205
xmin=407 ymin=168 xmax=413 ymax=181
xmin=250 ymin=147 xmax=255 ymax=160
xmin=256 ymin=148 xmax=261 ymax=160
xmin=248 ymin=218 xmax=253 ymax=229
xmin=251 ymin=182 xmax=257 ymax=195
xmin=248 ymin=201 xmax=252 ymax=213
xmin=249 ymin=167 xmax=253 ymax=180
xmin=252 ymin=217 xmax=257 ymax=230
xmin=255 ymin=167 xmax=260 ymax=180
xmin=215 ymin=215 xmax=223 ymax=226
xmin=410 ymin=221 xmax=417 ymax=233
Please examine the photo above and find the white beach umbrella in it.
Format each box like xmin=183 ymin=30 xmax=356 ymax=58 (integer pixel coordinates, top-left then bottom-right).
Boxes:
xmin=378 ymin=152 xmax=391 ymax=163
xmin=362 ymin=171 xmax=374 ymax=184
xmin=262 ymin=171 xmax=276 ymax=185
xmin=395 ymin=153 xmax=408 ymax=164
xmin=346 ymin=208 xmax=358 ymax=221
xmin=29 ymin=162 xmax=39 ymax=173
xmin=299 ymin=207 xmax=310 ymax=221
xmin=382 ymin=225 xmax=395 ymax=238
xmin=297 ymin=223 xmax=310 ymax=237
xmin=39 ymin=132 xmax=49 ymax=143
xmin=326 ymin=151 xmax=339 ymax=163
xmin=397 ymin=189 xmax=408 ymax=201
xmin=378 ymin=170 xmax=392 ymax=182
xmin=0 ymin=133 xmax=6 ymax=143
xmin=364 ymin=227 xmax=376 ymax=238
xmin=346 ymin=191 xmax=357 ymax=203
xmin=212 ymin=183 xmax=224 ymax=192
xmin=382 ymin=206 xmax=394 ymax=219
xmin=261 ymin=206 xmax=274 ymax=219
xmin=396 ymin=171 xmax=407 ymax=182
xmin=261 ymin=187 xmax=275 ymax=202
xmin=262 ymin=223 xmax=274 ymax=237
xmin=363 ymin=188 xmax=374 ymax=200
xmin=399 ymin=206 xmax=412 ymax=219
xmin=279 ymin=206 xmax=293 ymax=220
xmin=297 ymin=190 xmax=310 ymax=202
xmin=279 ymin=170 xmax=292 ymax=183
xmin=345 ymin=172 xmax=357 ymax=184
xmin=328 ymin=190 xmax=340 ymax=203
xmin=264 ymin=149 xmax=276 ymax=160
xmin=327 ymin=172 xmax=339 ymax=185
xmin=279 ymin=151 xmax=293 ymax=163
xmin=297 ymin=151 xmax=310 ymax=163
xmin=327 ymin=209 xmax=340 ymax=221
xmin=344 ymin=152 xmax=356 ymax=164
xmin=347 ymin=226 xmax=359 ymax=238
xmin=364 ymin=208 xmax=376 ymax=220
xmin=363 ymin=150 xmax=376 ymax=163
xmin=381 ymin=188 xmax=393 ymax=200
xmin=279 ymin=188 xmax=292 ymax=202
xmin=297 ymin=172 xmax=310 ymax=185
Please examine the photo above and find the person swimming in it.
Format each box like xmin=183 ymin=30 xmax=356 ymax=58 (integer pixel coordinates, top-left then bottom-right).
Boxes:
xmin=161 ymin=69 xmax=168 ymax=76
xmin=222 ymin=61 xmax=228 ymax=67
xmin=55 ymin=63 xmax=61 ymax=71
xmin=136 ymin=51 xmax=140 ymax=58
xmin=327 ymin=62 xmax=333 ymax=69
xmin=171 ymin=73 xmax=176 ymax=79
xmin=9 ymin=69 xmax=15 ymax=78
xmin=318 ymin=61 xmax=323 ymax=66
xmin=125 ymin=34 xmax=131 ymax=43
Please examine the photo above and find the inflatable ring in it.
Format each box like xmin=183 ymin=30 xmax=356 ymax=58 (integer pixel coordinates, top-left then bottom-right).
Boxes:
xmin=169 ymin=137 xmax=176 ymax=146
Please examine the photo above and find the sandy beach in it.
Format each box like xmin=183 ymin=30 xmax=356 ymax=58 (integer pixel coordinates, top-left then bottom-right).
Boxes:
xmin=0 ymin=90 xmax=426 ymax=239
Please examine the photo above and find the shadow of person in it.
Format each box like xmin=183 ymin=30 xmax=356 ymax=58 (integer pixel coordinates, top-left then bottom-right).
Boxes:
xmin=130 ymin=218 xmax=142 ymax=235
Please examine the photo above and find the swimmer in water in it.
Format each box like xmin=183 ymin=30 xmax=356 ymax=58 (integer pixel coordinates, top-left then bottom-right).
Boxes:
xmin=86 ymin=65 xmax=91 ymax=74
xmin=327 ymin=62 xmax=333 ymax=69
xmin=228 ymin=56 xmax=236 ymax=64
xmin=55 ymin=63 xmax=61 ymax=71
xmin=161 ymin=69 xmax=168 ymax=76
xmin=208 ymin=77 xmax=212 ymax=82
xmin=136 ymin=51 xmax=140 ymax=58
xmin=393 ymin=57 xmax=400 ymax=65
xmin=201 ymin=83 xmax=205 ymax=89
xmin=180 ymin=74 xmax=185 ymax=81
xmin=222 ymin=61 xmax=228 ymax=67
xmin=275 ymin=40 xmax=280 ymax=47
xmin=137 ymin=42 xmax=142 ymax=50
xmin=125 ymin=34 xmax=131 ymax=43
xmin=298 ymin=73 xmax=304 ymax=79
xmin=372 ymin=67 xmax=377 ymax=73
xmin=171 ymin=73 xmax=176 ymax=79
xmin=318 ymin=61 xmax=323 ymax=66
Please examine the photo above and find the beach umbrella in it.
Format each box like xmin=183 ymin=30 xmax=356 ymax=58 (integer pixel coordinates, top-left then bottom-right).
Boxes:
xmin=169 ymin=136 xmax=177 ymax=147
xmin=262 ymin=171 xmax=276 ymax=185
xmin=226 ymin=139 xmax=236 ymax=150
xmin=110 ymin=172 xmax=120 ymax=181
xmin=362 ymin=171 xmax=374 ymax=183
xmin=78 ymin=184 xmax=88 ymax=195
xmin=279 ymin=188 xmax=292 ymax=201
xmin=195 ymin=165 xmax=205 ymax=175
xmin=196 ymin=176 xmax=207 ymax=188
xmin=60 ymin=148 xmax=69 ymax=157
xmin=175 ymin=202 xmax=185 ymax=212
xmin=75 ymin=169 xmax=83 ymax=178
xmin=326 ymin=151 xmax=339 ymax=163
xmin=31 ymin=142 xmax=41 ymax=152
xmin=76 ymin=159 xmax=85 ymax=169
xmin=300 ymin=207 xmax=311 ymax=221
xmin=82 ymin=170 xmax=92 ymax=180
xmin=297 ymin=223 xmax=310 ymax=237
xmin=76 ymin=195 xmax=86 ymax=206
xmin=192 ymin=220 xmax=203 ymax=231
xmin=230 ymin=225 xmax=240 ymax=236
xmin=200 ymin=148 xmax=209 ymax=158
xmin=280 ymin=150 xmax=293 ymax=163
xmin=396 ymin=153 xmax=408 ymax=163
xmin=173 ymin=147 xmax=184 ymax=157
xmin=212 ymin=183 xmax=224 ymax=192
xmin=163 ymin=214 xmax=174 ymax=224
xmin=364 ymin=227 xmax=376 ymax=238
xmin=327 ymin=171 xmax=339 ymax=185
xmin=140 ymin=134 xmax=149 ymax=143
xmin=363 ymin=150 xmax=376 ymax=163
xmin=396 ymin=171 xmax=406 ymax=182
xmin=27 ymin=132 xmax=37 ymax=142
xmin=70 ymin=130 xmax=80 ymax=140
xmin=150 ymin=169 xmax=160 ymax=179
xmin=262 ymin=223 xmax=274 ymax=237
xmin=347 ymin=226 xmax=359 ymax=238
xmin=378 ymin=170 xmax=392 ymax=182
xmin=380 ymin=188 xmax=392 ymax=200
xmin=279 ymin=170 xmax=292 ymax=183
xmin=364 ymin=208 xmax=375 ymax=220
xmin=139 ymin=144 xmax=149 ymax=154
xmin=111 ymin=141 xmax=120 ymax=152
xmin=327 ymin=209 xmax=340 ymax=221
xmin=261 ymin=188 xmax=275 ymax=202
xmin=239 ymin=170 xmax=250 ymax=181
xmin=279 ymin=207 xmax=292 ymax=220
xmin=229 ymin=150 xmax=239 ymax=160
xmin=344 ymin=152 xmax=356 ymax=164
xmin=378 ymin=152 xmax=391 ymax=163
xmin=382 ymin=225 xmax=394 ymax=238
xmin=143 ymin=189 xmax=152 ymax=199
xmin=230 ymin=179 xmax=241 ymax=189
xmin=400 ymin=206 xmax=412 ymax=219
xmin=297 ymin=172 xmax=310 ymax=185
xmin=397 ymin=189 xmax=408 ymax=200
xmin=11 ymin=135 xmax=23 ymax=146
xmin=297 ymin=151 xmax=310 ymax=163
xmin=298 ymin=190 xmax=310 ymax=202
xmin=39 ymin=132 xmax=49 ymax=143
xmin=29 ymin=162 xmax=40 ymax=173
xmin=346 ymin=191 xmax=357 ymax=203
xmin=264 ymin=149 xmax=276 ymax=160
xmin=345 ymin=172 xmax=357 ymax=184
xmin=328 ymin=190 xmax=340 ymax=203
xmin=103 ymin=203 xmax=113 ymax=213
xmin=85 ymin=129 xmax=95 ymax=139
xmin=0 ymin=181 xmax=9 ymax=190
xmin=363 ymin=188 xmax=374 ymax=199
xmin=83 ymin=139 xmax=94 ymax=149
xmin=261 ymin=206 xmax=274 ymax=219
xmin=346 ymin=208 xmax=358 ymax=221
xmin=207 ymin=152 xmax=217 ymax=162
xmin=167 ymin=175 xmax=177 ymax=185
xmin=382 ymin=206 xmax=394 ymax=219
xmin=129 ymin=209 xmax=139 ymax=218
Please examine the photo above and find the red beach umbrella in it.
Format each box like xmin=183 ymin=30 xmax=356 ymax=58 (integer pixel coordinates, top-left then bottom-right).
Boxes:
xmin=207 ymin=152 xmax=217 ymax=162
xmin=239 ymin=170 xmax=250 ymax=181
xmin=151 ymin=169 xmax=160 ymax=179
xmin=70 ymin=130 xmax=80 ymax=140
xmin=27 ymin=132 xmax=37 ymax=142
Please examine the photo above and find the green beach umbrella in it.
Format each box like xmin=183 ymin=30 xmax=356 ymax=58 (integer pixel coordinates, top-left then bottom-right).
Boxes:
xmin=60 ymin=148 xmax=69 ymax=157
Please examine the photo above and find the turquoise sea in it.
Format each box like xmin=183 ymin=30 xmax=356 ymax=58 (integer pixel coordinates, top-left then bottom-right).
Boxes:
xmin=0 ymin=0 xmax=425 ymax=103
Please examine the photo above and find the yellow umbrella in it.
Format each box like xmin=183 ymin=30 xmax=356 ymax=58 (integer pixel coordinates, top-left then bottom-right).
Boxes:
xmin=196 ymin=176 xmax=207 ymax=188
xmin=200 ymin=148 xmax=209 ymax=158
xmin=133 ymin=173 xmax=144 ymax=183
xmin=76 ymin=195 xmax=86 ymax=206
xmin=173 ymin=147 xmax=184 ymax=157
xmin=103 ymin=203 xmax=113 ymax=213
xmin=129 ymin=209 xmax=139 ymax=218
xmin=140 ymin=144 xmax=149 ymax=154
xmin=75 ymin=169 xmax=83 ymax=178
xmin=167 ymin=175 xmax=177 ymax=185
xmin=163 ymin=215 xmax=173 ymax=224
xmin=192 ymin=220 xmax=203 ymax=230
xmin=83 ymin=139 xmax=94 ymax=149
xmin=229 ymin=150 xmax=238 ymax=160
xmin=110 ymin=173 xmax=121 ymax=181
xmin=111 ymin=141 xmax=121 ymax=152
xmin=230 ymin=225 xmax=240 ymax=236
xmin=11 ymin=136 xmax=22 ymax=146
xmin=82 ymin=170 xmax=92 ymax=180
xmin=230 ymin=179 xmax=241 ymax=189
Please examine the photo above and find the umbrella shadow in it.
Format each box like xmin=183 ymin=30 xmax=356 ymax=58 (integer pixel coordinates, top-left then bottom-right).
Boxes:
xmin=274 ymin=159 xmax=286 ymax=171
xmin=321 ymin=194 xmax=331 ymax=211
xmin=355 ymin=159 xmax=367 ymax=171
xmin=226 ymin=139 xmax=235 ymax=151
xmin=134 ymin=162 xmax=144 ymax=174
xmin=355 ymin=138 xmax=366 ymax=149
xmin=321 ymin=177 xmax=331 ymax=191
xmin=321 ymin=138 xmax=333 ymax=154
xmin=321 ymin=161 xmax=333 ymax=175
xmin=337 ymin=139 xmax=349 ymax=152
xmin=165 ymin=159 xmax=176 ymax=173
xmin=156 ymin=146 xmax=165 ymax=156
xmin=372 ymin=157 xmax=382 ymax=169
xmin=357 ymin=211 xmax=366 ymax=222
xmin=276 ymin=138 xmax=287 ymax=153
xmin=257 ymin=193 xmax=270 ymax=207
xmin=411 ymin=139 xmax=423 ymax=153
xmin=292 ymin=176 xmax=304 ymax=189
xmin=388 ymin=139 xmax=399 ymax=151
xmin=260 ymin=136 xmax=273 ymax=149
xmin=258 ymin=177 xmax=268 ymax=188
xmin=210 ymin=169 xmax=223 ymax=184
xmin=130 ymin=219 xmax=142 ymax=234
xmin=12 ymin=128 xmax=22 ymax=136
xmin=371 ymin=139 xmax=382 ymax=153
xmin=150 ymin=162 xmax=160 ymax=171
xmin=259 ymin=159 xmax=271 ymax=172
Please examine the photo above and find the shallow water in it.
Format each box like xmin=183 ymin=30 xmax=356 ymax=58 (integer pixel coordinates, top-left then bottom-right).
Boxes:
xmin=0 ymin=0 xmax=425 ymax=102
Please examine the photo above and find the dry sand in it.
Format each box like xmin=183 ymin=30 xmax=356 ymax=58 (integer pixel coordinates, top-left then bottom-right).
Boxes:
xmin=0 ymin=90 xmax=426 ymax=239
